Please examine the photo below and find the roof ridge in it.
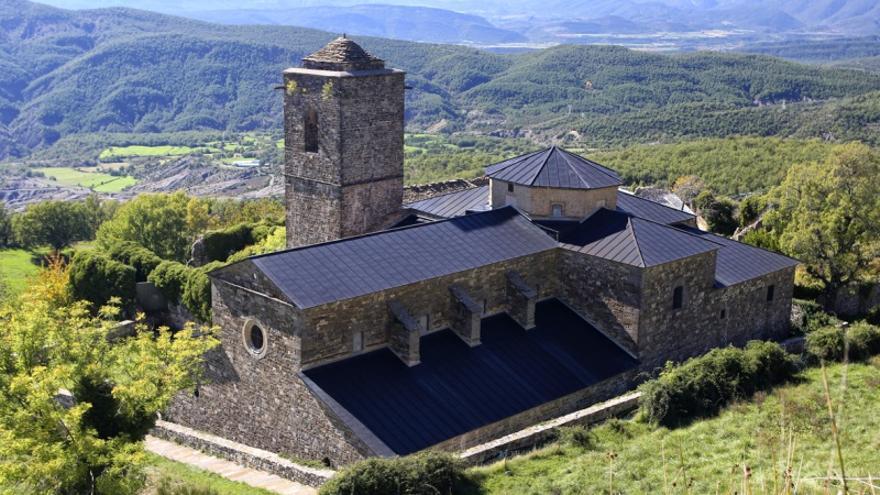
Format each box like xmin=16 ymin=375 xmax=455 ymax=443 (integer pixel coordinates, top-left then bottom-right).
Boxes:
xmin=557 ymin=147 xmax=592 ymax=189
xmin=628 ymin=215 xmax=724 ymax=249
xmin=529 ymin=147 xmax=556 ymax=186
xmin=564 ymin=148 xmax=623 ymax=182
xmin=625 ymin=216 xmax=647 ymax=267
xmin=484 ymin=147 xmax=546 ymax=176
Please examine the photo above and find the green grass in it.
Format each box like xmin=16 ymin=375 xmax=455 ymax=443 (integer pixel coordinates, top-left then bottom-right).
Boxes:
xmin=35 ymin=167 xmax=137 ymax=192
xmin=143 ymin=453 xmax=274 ymax=495
xmin=469 ymin=359 xmax=880 ymax=494
xmin=0 ymin=249 xmax=41 ymax=295
xmin=99 ymin=145 xmax=198 ymax=160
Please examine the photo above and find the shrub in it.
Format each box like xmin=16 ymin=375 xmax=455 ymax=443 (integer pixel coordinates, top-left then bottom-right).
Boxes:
xmin=806 ymin=326 xmax=845 ymax=361
xmin=201 ymin=223 xmax=256 ymax=263
xmin=68 ymin=250 xmax=136 ymax=311
xmin=147 ymin=261 xmax=190 ymax=303
xmin=106 ymin=241 xmax=163 ymax=281
xmin=846 ymin=322 xmax=880 ymax=360
xmin=181 ymin=262 xmax=224 ymax=323
xmin=807 ymin=322 xmax=880 ymax=362
xmin=156 ymin=479 xmax=218 ymax=495
xmin=557 ymin=426 xmax=595 ymax=450
xmin=792 ymin=299 xmax=839 ymax=334
xmin=319 ymin=451 xmax=469 ymax=495
xmin=639 ymin=341 xmax=797 ymax=427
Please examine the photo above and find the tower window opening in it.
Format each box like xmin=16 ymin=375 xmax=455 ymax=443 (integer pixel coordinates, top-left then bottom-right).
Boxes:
xmin=304 ymin=107 xmax=319 ymax=153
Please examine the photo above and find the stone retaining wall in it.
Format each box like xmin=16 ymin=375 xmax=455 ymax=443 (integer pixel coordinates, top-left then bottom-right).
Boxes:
xmin=152 ymin=419 xmax=335 ymax=487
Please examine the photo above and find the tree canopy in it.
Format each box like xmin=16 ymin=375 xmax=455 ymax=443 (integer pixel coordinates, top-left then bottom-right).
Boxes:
xmin=765 ymin=142 xmax=880 ymax=295
xmin=0 ymin=260 xmax=218 ymax=494
xmin=96 ymin=192 xmax=194 ymax=262
xmin=12 ymin=200 xmax=91 ymax=251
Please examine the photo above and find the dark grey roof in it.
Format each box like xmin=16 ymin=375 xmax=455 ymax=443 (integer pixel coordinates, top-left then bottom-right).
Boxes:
xmin=303 ymin=299 xmax=638 ymax=455
xmin=679 ymin=227 xmax=799 ymax=287
xmin=242 ymin=207 xmax=557 ymax=308
xmin=302 ymin=36 xmax=385 ymax=71
xmin=485 ymin=147 xmax=622 ymax=190
xmin=405 ymin=186 xmax=490 ymax=218
xmin=560 ymin=208 xmax=720 ymax=267
xmin=616 ymin=191 xmax=695 ymax=225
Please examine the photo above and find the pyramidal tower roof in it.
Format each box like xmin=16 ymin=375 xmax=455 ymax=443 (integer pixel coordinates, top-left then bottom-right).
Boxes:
xmin=485 ymin=146 xmax=622 ymax=190
xmin=302 ymin=35 xmax=386 ymax=72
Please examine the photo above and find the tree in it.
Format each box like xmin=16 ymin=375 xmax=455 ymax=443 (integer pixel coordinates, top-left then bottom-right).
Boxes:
xmin=96 ymin=192 xmax=193 ymax=262
xmin=765 ymin=142 xmax=880 ymax=298
xmin=12 ymin=200 xmax=90 ymax=251
xmin=672 ymin=175 xmax=706 ymax=209
xmin=694 ymin=191 xmax=739 ymax=236
xmin=0 ymin=202 xmax=12 ymax=247
xmin=0 ymin=261 xmax=218 ymax=493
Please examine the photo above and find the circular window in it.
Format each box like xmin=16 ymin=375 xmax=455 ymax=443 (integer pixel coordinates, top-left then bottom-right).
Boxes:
xmin=242 ymin=319 xmax=267 ymax=357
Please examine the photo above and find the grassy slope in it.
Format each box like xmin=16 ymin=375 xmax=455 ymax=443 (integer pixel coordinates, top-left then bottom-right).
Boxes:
xmin=469 ymin=359 xmax=880 ymax=494
xmin=142 ymin=453 xmax=273 ymax=495
xmin=0 ymin=249 xmax=40 ymax=294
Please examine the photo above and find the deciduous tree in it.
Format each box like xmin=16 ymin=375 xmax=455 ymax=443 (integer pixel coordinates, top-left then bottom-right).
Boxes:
xmin=12 ymin=200 xmax=90 ymax=251
xmin=765 ymin=142 xmax=880 ymax=298
xmin=0 ymin=261 xmax=218 ymax=494
xmin=96 ymin=192 xmax=192 ymax=262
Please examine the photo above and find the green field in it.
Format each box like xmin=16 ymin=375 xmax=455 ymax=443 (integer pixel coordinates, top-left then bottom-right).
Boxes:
xmin=36 ymin=167 xmax=137 ymax=192
xmin=470 ymin=359 xmax=880 ymax=494
xmin=99 ymin=145 xmax=199 ymax=160
xmin=0 ymin=249 xmax=41 ymax=295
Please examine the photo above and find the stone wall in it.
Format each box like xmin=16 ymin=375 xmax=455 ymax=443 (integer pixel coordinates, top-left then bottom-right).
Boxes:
xmin=300 ymin=250 xmax=560 ymax=368
xmin=638 ymin=251 xmax=794 ymax=368
xmin=489 ymin=180 xmax=618 ymax=219
xmin=165 ymin=280 xmax=372 ymax=467
xmin=429 ymin=369 xmax=637 ymax=454
xmin=558 ymin=249 xmax=641 ymax=355
xmin=283 ymin=68 xmax=405 ymax=248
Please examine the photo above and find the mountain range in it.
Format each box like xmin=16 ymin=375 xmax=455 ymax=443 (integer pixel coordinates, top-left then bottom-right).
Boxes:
xmin=2 ymin=0 xmax=880 ymax=160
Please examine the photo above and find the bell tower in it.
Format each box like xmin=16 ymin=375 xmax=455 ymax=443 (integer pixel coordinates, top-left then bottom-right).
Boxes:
xmin=282 ymin=36 xmax=406 ymax=248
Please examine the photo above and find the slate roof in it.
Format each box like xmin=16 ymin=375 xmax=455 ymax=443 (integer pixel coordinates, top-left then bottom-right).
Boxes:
xmin=243 ymin=207 xmax=557 ymax=309
xmin=405 ymin=186 xmax=490 ymax=218
xmin=679 ymin=227 xmax=799 ymax=287
xmin=485 ymin=146 xmax=623 ymax=190
xmin=559 ymin=208 xmax=720 ymax=267
xmin=303 ymin=299 xmax=638 ymax=455
xmin=616 ymin=191 xmax=695 ymax=225
xmin=302 ymin=36 xmax=385 ymax=71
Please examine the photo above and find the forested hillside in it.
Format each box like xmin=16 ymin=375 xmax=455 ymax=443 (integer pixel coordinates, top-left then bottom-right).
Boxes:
xmin=2 ymin=0 xmax=880 ymax=160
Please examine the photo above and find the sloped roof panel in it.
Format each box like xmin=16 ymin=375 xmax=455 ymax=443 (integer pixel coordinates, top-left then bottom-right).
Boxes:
xmin=486 ymin=147 xmax=622 ymax=190
xmin=405 ymin=186 xmax=490 ymax=218
xmin=245 ymin=207 xmax=556 ymax=308
xmin=616 ymin=191 xmax=695 ymax=225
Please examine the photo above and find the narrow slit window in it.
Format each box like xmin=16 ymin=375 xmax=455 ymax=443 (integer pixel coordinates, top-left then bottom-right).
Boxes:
xmin=507 ymin=182 xmax=514 ymax=193
xmin=353 ymin=331 xmax=364 ymax=353
xmin=304 ymin=107 xmax=318 ymax=153
xmin=766 ymin=285 xmax=775 ymax=302
xmin=673 ymin=286 xmax=684 ymax=310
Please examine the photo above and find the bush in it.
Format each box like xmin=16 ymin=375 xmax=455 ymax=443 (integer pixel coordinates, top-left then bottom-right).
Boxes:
xmin=319 ymin=451 xmax=469 ymax=495
xmin=68 ymin=250 xmax=136 ymax=311
xmin=147 ymin=261 xmax=190 ymax=303
xmin=106 ymin=241 xmax=163 ymax=281
xmin=201 ymin=223 xmax=256 ymax=263
xmin=792 ymin=298 xmax=839 ymax=334
xmin=638 ymin=341 xmax=797 ymax=427
xmin=181 ymin=262 xmax=224 ymax=323
xmin=807 ymin=322 xmax=880 ymax=362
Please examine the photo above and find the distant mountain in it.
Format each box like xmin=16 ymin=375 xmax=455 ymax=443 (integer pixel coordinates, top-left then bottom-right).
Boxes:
xmin=188 ymin=4 xmax=526 ymax=45
xmin=2 ymin=0 xmax=880 ymax=160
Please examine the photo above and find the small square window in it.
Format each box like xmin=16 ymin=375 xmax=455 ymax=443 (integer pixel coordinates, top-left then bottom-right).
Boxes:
xmin=673 ymin=286 xmax=684 ymax=309
xmin=551 ymin=204 xmax=564 ymax=217
xmin=767 ymin=285 xmax=775 ymax=302
xmin=507 ymin=183 xmax=514 ymax=193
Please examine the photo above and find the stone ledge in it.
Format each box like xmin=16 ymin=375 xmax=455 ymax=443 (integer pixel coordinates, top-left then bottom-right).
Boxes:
xmin=458 ymin=391 xmax=641 ymax=465
xmin=151 ymin=419 xmax=335 ymax=487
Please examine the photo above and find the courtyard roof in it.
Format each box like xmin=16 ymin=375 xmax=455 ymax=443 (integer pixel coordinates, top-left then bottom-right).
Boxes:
xmin=303 ymin=298 xmax=638 ymax=455
xmin=485 ymin=146 xmax=622 ymax=190
xmin=245 ymin=207 xmax=557 ymax=309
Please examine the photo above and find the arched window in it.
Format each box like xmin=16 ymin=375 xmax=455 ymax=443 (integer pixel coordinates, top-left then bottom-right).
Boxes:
xmin=672 ymin=286 xmax=684 ymax=310
xmin=304 ymin=107 xmax=318 ymax=153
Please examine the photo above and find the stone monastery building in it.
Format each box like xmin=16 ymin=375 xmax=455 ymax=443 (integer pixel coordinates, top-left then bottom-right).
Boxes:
xmin=168 ymin=37 xmax=798 ymax=467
